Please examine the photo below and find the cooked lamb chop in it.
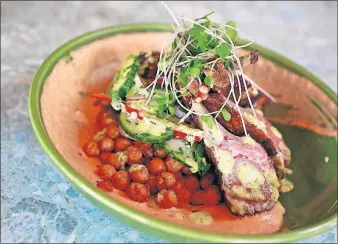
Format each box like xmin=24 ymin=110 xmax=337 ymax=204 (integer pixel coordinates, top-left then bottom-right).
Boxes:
xmin=203 ymin=92 xmax=291 ymax=179
xmin=191 ymin=101 xmax=280 ymax=216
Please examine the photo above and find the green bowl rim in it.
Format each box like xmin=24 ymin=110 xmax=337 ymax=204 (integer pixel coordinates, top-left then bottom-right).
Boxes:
xmin=28 ymin=23 xmax=337 ymax=243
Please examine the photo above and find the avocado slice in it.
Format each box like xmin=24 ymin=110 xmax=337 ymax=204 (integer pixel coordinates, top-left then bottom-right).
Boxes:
xmin=126 ymin=87 xmax=175 ymax=117
xmin=119 ymin=111 xmax=175 ymax=143
xmin=108 ymin=55 xmax=140 ymax=110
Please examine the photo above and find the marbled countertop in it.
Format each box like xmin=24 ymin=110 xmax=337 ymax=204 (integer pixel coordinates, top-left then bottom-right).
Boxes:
xmin=1 ymin=1 xmax=337 ymax=243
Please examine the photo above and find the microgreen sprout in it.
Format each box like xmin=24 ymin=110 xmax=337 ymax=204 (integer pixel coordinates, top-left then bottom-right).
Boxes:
xmin=149 ymin=2 xmax=276 ymax=134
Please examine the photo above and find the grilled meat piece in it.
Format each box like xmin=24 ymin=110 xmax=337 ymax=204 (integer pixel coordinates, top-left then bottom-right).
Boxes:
xmin=231 ymin=50 xmax=259 ymax=71
xmin=202 ymin=59 xmax=252 ymax=101
xmin=239 ymin=87 xmax=263 ymax=107
xmin=203 ymin=93 xmax=291 ymax=179
xmin=191 ymin=102 xmax=280 ymax=216
xmin=138 ymin=51 xmax=161 ymax=80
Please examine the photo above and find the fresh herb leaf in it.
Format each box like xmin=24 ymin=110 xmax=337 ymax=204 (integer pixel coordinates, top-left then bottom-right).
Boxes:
xmin=168 ymin=106 xmax=176 ymax=115
xmin=152 ymin=96 xmax=167 ymax=105
xmin=223 ymin=59 xmax=231 ymax=68
xmin=206 ymin=38 xmax=218 ymax=49
xmin=178 ymin=68 xmax=188 ymax=86
xmin=214 ymin=43 xmax=232 ymax=60
xmin=188 ymin=26 xmax=205 ymax=38
xmin=200 ymin=115 xmax=215 ymax=128
xmin=221 ymin=109 xmax=231 ymax=121
xmin=188 ymin=67 xmax=200 ymax=78
xmin=172 ymin=39 xmax=177 ymax=50
xmin=225 ymin=20 xmax=237 ymax=41
xmin=204 ymin=76 xmax=212 ymax=87
xmin=194 ymin=142 xmax=210 ymax=176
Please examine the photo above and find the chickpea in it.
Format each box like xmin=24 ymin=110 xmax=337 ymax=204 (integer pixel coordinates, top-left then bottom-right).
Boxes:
xmin=189 ymin=190 xmax=205 ymax=205
xmin=98 ymin=164 xmax=116 ymax=180
xmin=184 ymin=176 xmax=200 ymax=193
xmin=181 ymin=166 xmax=193 ymax=175
xmin=174 ymin=171 xmax=184 ymax=181
xmin=83 ymin=140 xmax=100 ymax=157
xmin=165 ymin=157 xmax=183 ymax=173
xmin=204 ymin=185 xmax=221 ymax=205
xmin=141 ymin=143 xmax=153 ymax=158
xmin=111 ymin=170 xmax=130 ymax=191
xmin=147 ymin=174 xmax=159 ymax=195
xmin=127 ymin=146 xmax=143 ymax=164
xmin=148 ymin=158 xmax=166 ymax=175
xmin=126 ymin=182 xmax=150 ymax=203
xmin=200 ymin=172 xmax=216 ymax=190
xmin=97 ymin=111 xmax=115 ymax=128
xmin=156 ymin=189 xmax=178 ymax=209
xmin=106 ymin=124 xmax=120 ymax=139
xmin=153 ymin=148 xmax=167 ymax=158
xmin=97 ymin=179 xmax=114 ymax=192
xmin=157 ymin=172 xmax=176 ymax=190
xmin=99 ymin=137 xmax=115 ymax=152
xmin=115 ymin=138 xmax=132 ymax=151
xmin=133 ymin=141 xmax=143 ymax=149
xmin=109 ymin=151 xmax=127 ymax=169
xmin=99 ymin=152 xmax=112 ymax=165
xmin=129 ymin=164 xmax=149 ymax=183
xmin=173 ymin=180 xmax=191 ymax=206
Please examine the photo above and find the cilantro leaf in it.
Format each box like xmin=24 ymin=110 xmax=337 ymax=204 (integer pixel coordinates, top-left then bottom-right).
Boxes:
xmin=178 ymin=68 xmax=188 ymax=86
xmin=200 ymin=115 xmax=215 ymax=128
xmin=214 ymin=43 xmax=232 ymax=60
xmin=168 ymin=106 xmax=176 ymax=115
xmin=225 ymin=20 xmax=237 ymax=41
xmin=223 ymin=59 xmax=231 ymax=68
xmin=188 ymin=67 xmax=200 ymax=78
xmin=194 ymin=142 xmax=210 ymax=176
xmin=171 ymin=39 xmax=177 ymax=50
xmin=221 ymin=109 xmax=231 ymax=121
xmin=204 ymin=76 xmax=212 ymax=87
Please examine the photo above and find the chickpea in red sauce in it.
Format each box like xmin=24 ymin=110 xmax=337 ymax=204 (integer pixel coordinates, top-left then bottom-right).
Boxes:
xmin=156 ymin=189 xmax=178 ymax=208
xmin=106 ymin=124 xmax=120 ymax=139
xmin=126 ymin=182 xmax=149 ymax=203
xmin=148 ymin=157 xmax=166 ymax=175
xmin=129 ymin=164 xmax=149 ymax=183
xmin=83 ymin=140 xmax=100 ymax=157
xmin=115 ymin=137 xmax=132 ymax=151
xmin=165 ymin=157 xmax=183 ymax=173
xmin=98 ymin=164 xmax=116 ymax=180
xmin=84 ymin=105 xmax=224 ymax=209
xmin=127 ymin=146 xmax=143 ymax=164
xmin=111 ymin=170 xmax=130 ymax=191
xmin=157 ymin=172 xmax=176 ymax=190
xmin=99 ymin=137 xmax=115 ymax=152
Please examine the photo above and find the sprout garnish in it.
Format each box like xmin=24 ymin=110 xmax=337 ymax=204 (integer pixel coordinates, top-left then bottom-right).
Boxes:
xmin=145 ymin=2 xmax=276 ymax=136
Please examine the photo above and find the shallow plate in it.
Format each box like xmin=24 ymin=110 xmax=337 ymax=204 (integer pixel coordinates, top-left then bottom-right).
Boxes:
xmin=29 ymin=23 xmax=337 ymax=243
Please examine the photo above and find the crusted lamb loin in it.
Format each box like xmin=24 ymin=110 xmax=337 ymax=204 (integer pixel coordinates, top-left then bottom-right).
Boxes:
xmin=191 ymin=102 xmax=280 ymax=216
xmin=203 ymin=92 xmax=291 ymax=179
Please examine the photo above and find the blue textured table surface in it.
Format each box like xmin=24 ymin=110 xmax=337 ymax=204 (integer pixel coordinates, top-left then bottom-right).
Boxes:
xmin=1 ymin=1 xmax=337 ymax=243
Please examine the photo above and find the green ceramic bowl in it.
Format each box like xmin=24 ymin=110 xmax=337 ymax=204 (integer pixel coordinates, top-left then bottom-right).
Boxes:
xmin=29 ymin=23 xmax=337 ymax=243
